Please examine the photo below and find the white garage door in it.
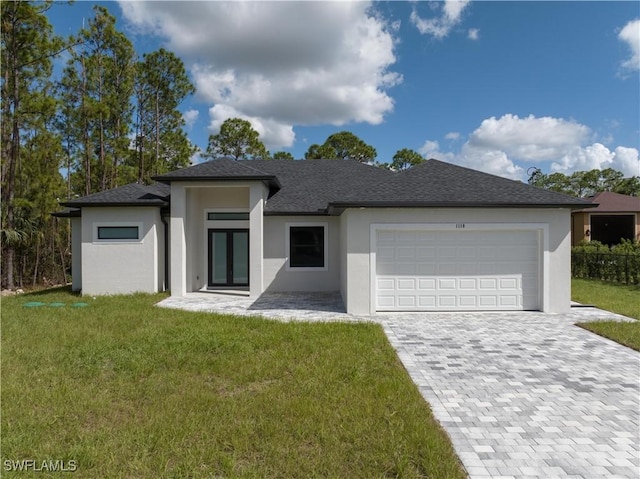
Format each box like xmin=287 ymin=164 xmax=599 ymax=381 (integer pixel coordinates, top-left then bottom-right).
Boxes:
xmin=375 ymin=229 xmax=540 ymax=311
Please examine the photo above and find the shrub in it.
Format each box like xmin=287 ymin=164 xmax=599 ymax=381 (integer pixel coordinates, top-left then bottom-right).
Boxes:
xmin=572 ymin=240 xmax=640 ymax=285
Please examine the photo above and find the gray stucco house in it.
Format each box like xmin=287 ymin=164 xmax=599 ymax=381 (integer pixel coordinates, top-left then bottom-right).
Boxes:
xmin=54 ymin=158 xmax=593 ymax=315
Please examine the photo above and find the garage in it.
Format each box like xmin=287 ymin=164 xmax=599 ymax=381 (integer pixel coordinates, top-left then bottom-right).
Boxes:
xmin=375 ymin=228 xmax=540 ymax=311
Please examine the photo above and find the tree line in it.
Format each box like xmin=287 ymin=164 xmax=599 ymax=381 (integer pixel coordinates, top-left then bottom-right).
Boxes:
xmin=528 ymin=168 xmax=639 ymax=197
xmin=205 ymin=117 xmax=426 ymax=171
xmin=2 ymin=2 xmax=637 ymax=291
xmin=1 ymin=2 xmax=195 ymax=290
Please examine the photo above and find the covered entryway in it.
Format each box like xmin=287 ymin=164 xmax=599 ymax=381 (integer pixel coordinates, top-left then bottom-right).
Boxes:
xmin=375 ymin=228 xmax=540 ymax=311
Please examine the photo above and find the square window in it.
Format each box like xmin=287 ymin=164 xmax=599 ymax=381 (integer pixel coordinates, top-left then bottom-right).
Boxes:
xmin=289 ymin=226 xmax=325 ymax=268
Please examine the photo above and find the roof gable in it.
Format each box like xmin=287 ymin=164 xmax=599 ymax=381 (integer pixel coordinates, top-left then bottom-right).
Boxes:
xmin=153 ymin=157 xmax=279 ymax=184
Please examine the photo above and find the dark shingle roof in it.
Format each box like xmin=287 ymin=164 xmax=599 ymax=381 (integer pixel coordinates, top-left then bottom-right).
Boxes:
xmin=58 ymin=158 xmax=595 ymax=214
xmin=61 ymin=183 xmax=170 ymax=207
xmin=327 ymin=160 xmax=594 ymax=211
xmin=238 ymin=159 xmax=394 ymax=214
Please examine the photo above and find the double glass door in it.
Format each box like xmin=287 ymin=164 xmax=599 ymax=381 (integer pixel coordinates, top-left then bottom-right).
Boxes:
xmin=208 ymin=229 xmax=249 ymax=287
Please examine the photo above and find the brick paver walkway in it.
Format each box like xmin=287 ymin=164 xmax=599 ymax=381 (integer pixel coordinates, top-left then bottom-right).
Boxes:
xmin=157 ymin=293 xmax=640 ymax=479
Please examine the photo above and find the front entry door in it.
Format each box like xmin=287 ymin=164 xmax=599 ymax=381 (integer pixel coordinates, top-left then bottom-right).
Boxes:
xmin=208 ymin=229 xmax=249 ymax=287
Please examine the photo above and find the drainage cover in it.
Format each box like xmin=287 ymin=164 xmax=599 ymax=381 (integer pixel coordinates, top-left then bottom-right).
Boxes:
xmin=23 ymin=302 xmax=45 ymax=307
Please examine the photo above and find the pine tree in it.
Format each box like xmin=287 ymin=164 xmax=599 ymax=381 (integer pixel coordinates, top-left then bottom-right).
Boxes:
xmin=134 ymin=48 xmax=196 ymax=183
xmin=1 ymin=0 xmax=65 ymax=289
xmin=59 ymin=6 xmax=134 ymax=195
xmin=205 ymin=118 xmax=270 ymax=161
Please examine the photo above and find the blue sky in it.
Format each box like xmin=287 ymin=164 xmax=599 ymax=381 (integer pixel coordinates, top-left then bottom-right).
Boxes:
xmin=48 ymin=1 xmax=640 ymax=181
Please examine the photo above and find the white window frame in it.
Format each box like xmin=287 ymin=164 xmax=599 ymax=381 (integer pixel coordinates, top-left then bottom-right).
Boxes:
xmin=93 ymin=222 xmax=143 ymax=244
xmin=204 ymin=208 xmax=250 ymax=228
xmin=285 ymin=222 xmax=329 ymax=271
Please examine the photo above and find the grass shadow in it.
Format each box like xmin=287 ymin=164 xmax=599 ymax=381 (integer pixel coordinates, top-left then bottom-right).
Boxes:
xmin=21 ymin=285 xmax=79 ymax=297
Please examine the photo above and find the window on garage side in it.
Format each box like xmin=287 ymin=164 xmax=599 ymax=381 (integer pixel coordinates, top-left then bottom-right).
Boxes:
xmin=96 ymin=226 xmax=140 ymax=241
xmin=288 ymin=225 xmax=327 ymax=269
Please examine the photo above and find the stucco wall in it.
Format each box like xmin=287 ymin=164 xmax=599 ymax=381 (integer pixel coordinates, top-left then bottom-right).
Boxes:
xmin=263 ymin=216 xmax=341 ymax=292
xmin=81 ymin=207 xmax=162 ymax=295
xmin=158 ymin=214 xmax=167 ymax=292
xmin=341 ymin=208 xmax=572 ymax=315
xmin=339 ymin=213 xmax=349 ymax=309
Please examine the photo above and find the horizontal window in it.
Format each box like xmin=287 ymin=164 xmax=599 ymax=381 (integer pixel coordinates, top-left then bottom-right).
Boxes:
xmin=97 ymin=226 xmax=139 ymax=240
xmin=207 ymin=212 xmax=250 ymax=221
xmin=289 ymin=226 xmax=325 ymax=268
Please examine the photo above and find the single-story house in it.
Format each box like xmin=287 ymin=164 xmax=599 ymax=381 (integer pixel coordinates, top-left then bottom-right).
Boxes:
xmin=54 ymin=158 xmax=594 ymax=315
xmin=571 ymin=191 xmax=640 ymax=246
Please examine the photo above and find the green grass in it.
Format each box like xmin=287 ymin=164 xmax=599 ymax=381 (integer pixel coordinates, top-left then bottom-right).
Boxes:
xmin=572 ymin=278 xmax=640 ymax=351
xmin=1 ymin=288 xmax=465 ymax=479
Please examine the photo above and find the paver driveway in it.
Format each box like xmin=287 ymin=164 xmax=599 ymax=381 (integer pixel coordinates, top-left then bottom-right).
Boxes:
xmin=381 ymin=310 xmax=640 ymax=479
xmin=159 ymin=293 xmax=640 ymax=478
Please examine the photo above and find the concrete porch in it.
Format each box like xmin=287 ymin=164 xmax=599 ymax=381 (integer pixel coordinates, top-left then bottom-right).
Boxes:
xmin=156 ymin=291 xmax=357 ymax=322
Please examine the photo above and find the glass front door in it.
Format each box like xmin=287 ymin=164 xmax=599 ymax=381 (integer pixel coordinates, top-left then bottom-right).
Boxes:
xmin=208 ymin=229 xmax=249 ymax=287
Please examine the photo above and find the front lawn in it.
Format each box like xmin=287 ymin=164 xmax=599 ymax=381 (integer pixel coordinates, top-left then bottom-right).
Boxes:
xmin=1 ymin=289 xmax=465 ymax=479
xmin=572 ymin=278 xmax=640 ymax=351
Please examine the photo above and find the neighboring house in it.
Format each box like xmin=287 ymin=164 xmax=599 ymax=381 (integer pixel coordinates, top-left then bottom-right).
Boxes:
xmin=571 ymin=191 xmax=640 ymax=246
xmin=54 ymin=158 xmax=593 ymax=314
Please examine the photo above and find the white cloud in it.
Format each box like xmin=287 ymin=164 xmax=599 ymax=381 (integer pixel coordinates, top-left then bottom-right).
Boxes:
xmin=619 ymin=19 xmax=640 ymax=71
xmin=460 ymin=145 xmax=525 ymax=180
xmin=418 ymin=114 xmax=639 ymax=181
xmin=613 ymin=146 xmax=640 ymax=176
xmin=468 ymin=114 xmax=591 ymax=161
xmin=419 ymin=137 xmax=523 ymax=180
xmin=552 ymin=145 xmax=640 ymax=178
xmin=445 ymin=131 xmax=461 ymax=141
xmin=419 ymin=140 xmax=454 ymax=162
xmin=468 ymin=28 xmax=479 ymax=41
xmin=183 ymin=109 xmax=199 ymax=128
xmin=551 ymin=143 xmax=614 ymax=173
xmin=119 ymin=1 xmax=401 ymax=149
xmin=410 ymin=0 xmax=471 ymax=39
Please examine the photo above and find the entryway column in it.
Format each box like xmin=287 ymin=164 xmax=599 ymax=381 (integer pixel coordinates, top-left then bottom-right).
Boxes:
xmin=249 ymin=183 xmax=266 ymax=298
xmin=170 ymin=184 xmax=187 ymax=296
